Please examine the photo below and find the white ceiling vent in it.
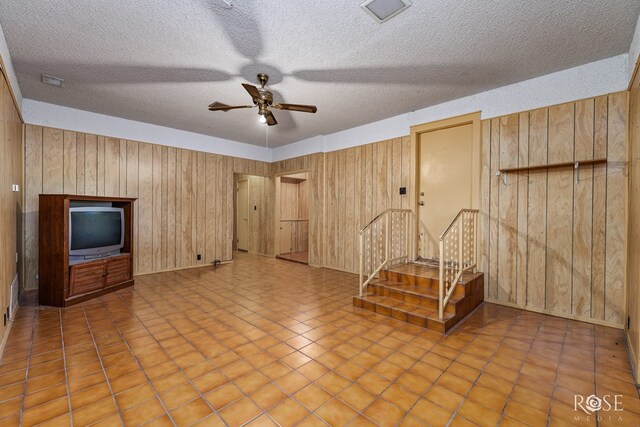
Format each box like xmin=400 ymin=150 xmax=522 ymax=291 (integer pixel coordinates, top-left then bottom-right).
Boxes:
xmin=361 ymin=0 xmax=412 ymax=24
xmin=41 ymin=74 xmax=64 ymax=88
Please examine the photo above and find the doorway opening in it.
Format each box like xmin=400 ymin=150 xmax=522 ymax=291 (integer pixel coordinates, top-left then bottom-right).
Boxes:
xmin=411 ymin=112 xmax=481 ymax=261
xmin=235 ymin=178 xmax=249 ymax=251
xmin=233 ymin=174 xmax=272 ymax=256
xmin=276 ymin=172 xmax=309 ymax=264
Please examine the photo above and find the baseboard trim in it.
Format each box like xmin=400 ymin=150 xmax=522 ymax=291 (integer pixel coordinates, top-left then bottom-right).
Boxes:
xmin=626 ymin=329 xmax=640 ymax=386
xmin=0 ymin=303 xmax=17 ymax=361
xmin=484 ymin=298 xmax=624 ymax=329
xmin=133 ymin=260 xmax=234 ymax=277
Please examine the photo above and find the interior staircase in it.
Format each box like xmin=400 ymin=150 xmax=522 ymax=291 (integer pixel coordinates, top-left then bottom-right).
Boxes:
xmin=353 ymin=263 xmax=484 ymax=333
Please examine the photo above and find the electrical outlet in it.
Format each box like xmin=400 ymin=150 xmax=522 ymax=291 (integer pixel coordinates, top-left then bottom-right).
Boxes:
xmin=197 ymin=254 xmax=202 ymax=261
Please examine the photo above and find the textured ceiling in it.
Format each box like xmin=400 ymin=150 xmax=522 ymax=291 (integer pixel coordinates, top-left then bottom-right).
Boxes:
xmin=1 ymin=0 xmax=639 ymax=147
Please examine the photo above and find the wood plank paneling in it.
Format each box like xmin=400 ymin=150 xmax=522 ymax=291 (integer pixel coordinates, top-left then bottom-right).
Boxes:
xmin=280 ymin=138 xmax=410 ymax=274
xmin=545 ymin=103 xmax=574 ymax=315
xmin=526 ymin=108 xmax=548 ymax=309
xmin=42 ymin=128 xmax=64 ymax=193
xmin=497 ymin=115 xmax=518 ymax=303
xmin=24 ymin=125 xmax=271 ymax=286
xmin=24 ymin=126 xmax=41 ymax=291
xmin=84 ymin=135 xmax=97 ymax=196
xmin=166 ymin=148 xmax=177 ymax=269
xmin=482 ymin=94 xmax=627 ymax=327
xmin=104 ymin=137 xmax=120 ymax=196
xmin=152 ymin=145 xmax=162 ymax=272
xmin=572 ymin=99 xmax=594 ymax=317
xmin=605 ymin=92 xmax=627 ymax=324
xmin=63 ymin=131 xmax=76 ymax=194
xmin=516 ymin=113 xmax=529 ymax=306
xmin=592 ymin=96 xmax=608 ymax=320
xmin=0 ymin=73 xmax=23 ymax=343
xmin=488 ymin=118 xmax=500 ymax=300
xmin=627 ymin=69 xmax=640 ymax=382
xmin=75 ymin=133 xmax=85 ymax=194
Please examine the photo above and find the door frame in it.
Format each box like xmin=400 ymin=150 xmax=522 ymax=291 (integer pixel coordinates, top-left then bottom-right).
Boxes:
xmin=410 ymin=111 xmax=482 ymax=258
xmin=274 ymin=169 xmax=309 ymax=257
xmin=235 ymin=177 xmax=249 ymax=251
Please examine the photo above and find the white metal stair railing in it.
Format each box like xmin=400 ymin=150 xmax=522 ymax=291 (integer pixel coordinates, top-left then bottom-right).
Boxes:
xmin=438 ymin=209 xmax=479 ymax=319
xmin=359 ymin=209 xmax=413 ymax=297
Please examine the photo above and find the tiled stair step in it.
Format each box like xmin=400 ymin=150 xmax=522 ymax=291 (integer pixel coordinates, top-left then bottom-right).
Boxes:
xmin=380 ymin=268 xmax=480 ymax=290
xmin=372 ymin=278 xmax=468 ymax=299
xmin=368 ymin=282 xmax=462 ymax=314
xmin=353 ymin=295 xmax=455 ymax=333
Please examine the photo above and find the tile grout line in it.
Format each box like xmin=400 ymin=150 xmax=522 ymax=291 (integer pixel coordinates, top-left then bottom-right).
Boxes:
xmin=17 ymin=307 xmax=37 ymax=426
xmin=544 ymin=319 xmax=570 ymax=427
xmin=59 ymin=310 xmax=75 ymax=426
xmin=495 ymin=311 xmax=547 ymax=425
xmin=80 ymin=304 xmax=127 ymax=426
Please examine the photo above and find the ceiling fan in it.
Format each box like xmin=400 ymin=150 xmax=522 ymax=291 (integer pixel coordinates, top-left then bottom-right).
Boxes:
xmin=208 ymin=73 xmax=317 ymax=126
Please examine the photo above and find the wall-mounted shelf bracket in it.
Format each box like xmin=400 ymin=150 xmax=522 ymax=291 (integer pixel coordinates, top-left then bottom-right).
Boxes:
xmin=495 ymin=170 xmax=508 ymax=186
xmin=496 ymin=158 xmax=607 ymax=186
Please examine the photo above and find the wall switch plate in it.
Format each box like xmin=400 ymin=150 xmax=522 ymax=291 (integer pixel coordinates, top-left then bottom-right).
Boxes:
xmin=11 ymin=184 xmax=20 ymax=192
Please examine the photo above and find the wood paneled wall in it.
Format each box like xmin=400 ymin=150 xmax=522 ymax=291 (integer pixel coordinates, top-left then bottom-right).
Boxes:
xmin=272 ymin=137 xmax=412 ymax=273
xmin=627 ymin=73 xmax=640 ymax=381
xmin=480 ymin=93 xmax=628 ymax=326
xmin=0 ymin=72 xmax=23 ymax=340
xmin=24 ymin=125 xmax=270 ymax=289
xmin=324 ymin=137 xmax=413 ymax=273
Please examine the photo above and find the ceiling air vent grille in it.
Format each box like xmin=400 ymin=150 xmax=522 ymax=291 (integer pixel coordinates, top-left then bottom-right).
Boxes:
xmin=361 ymin=0 xmax=412 ymax=24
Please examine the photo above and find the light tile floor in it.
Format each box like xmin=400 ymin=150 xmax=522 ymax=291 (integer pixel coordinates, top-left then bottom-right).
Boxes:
xmin=0 ymin=252 xmax=638 ymax=426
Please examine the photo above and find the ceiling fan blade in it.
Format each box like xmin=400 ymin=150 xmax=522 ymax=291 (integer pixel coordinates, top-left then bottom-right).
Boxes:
xmin=273 ymin=103 xmax=317 ymax=113
xmin=208 ymin=102 xmax=254 ymax=112
xmin=265 ymin=110 xmax=278 ymax=126
xmin=242 ymin=83 xmax=261 ymax=100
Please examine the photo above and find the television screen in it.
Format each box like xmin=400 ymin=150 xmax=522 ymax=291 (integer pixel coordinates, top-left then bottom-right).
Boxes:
xmin=70 ymin=209 xmax=123 ymax=252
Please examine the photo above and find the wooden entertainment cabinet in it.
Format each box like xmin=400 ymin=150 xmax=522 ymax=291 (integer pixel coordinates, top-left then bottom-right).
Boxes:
xmin=39 ymin=194 xmax=136 ymax=307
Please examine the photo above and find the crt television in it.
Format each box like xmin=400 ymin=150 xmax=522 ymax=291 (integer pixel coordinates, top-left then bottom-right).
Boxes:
xmin=69 ymin=207 xmax=124 ymax=257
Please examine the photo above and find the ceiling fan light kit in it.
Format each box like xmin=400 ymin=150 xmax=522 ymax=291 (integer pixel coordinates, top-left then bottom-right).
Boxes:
xmin=208 ymin=73 xmax=317 ymax=126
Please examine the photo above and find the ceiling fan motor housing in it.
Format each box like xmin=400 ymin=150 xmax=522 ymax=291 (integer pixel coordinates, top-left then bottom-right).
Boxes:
xmin=257 ymin=88 xmax=273 ymax=106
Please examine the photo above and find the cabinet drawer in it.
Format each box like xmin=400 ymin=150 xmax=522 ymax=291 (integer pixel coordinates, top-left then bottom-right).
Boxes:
xmin=69 ymin=261 xmax=105 ymax=297
xmin=106 ymin=255 xmax=131 ymax=287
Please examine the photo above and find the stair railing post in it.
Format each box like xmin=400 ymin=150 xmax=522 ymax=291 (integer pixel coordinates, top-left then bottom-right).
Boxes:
xmin=385 ymin=213 xmax=390 ymax=267
xmin=359 ymin=231 xmax=364 ymax=297
xmin=439 ymin=238 xmax=444 ymax=319
xmin=473 ymin=211 xmax=478 ymax=272
xmin=458 ymin=216 xmax=463 ymax=278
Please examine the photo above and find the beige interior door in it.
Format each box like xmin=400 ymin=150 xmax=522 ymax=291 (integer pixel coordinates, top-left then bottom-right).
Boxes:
xmin=418 ymin=123 xmax=473 ymax=259
xmin=280 ymin=221 xmax=292 ymax=254
xmin=236 ymin=180 xmax=249 ymax=251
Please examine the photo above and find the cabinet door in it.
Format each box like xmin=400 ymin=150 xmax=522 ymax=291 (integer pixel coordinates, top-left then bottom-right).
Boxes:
xmin=105 ymin=255 xmax=131 ymax=287
xmin=69 ymin=261 xmax=106 ymax=297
